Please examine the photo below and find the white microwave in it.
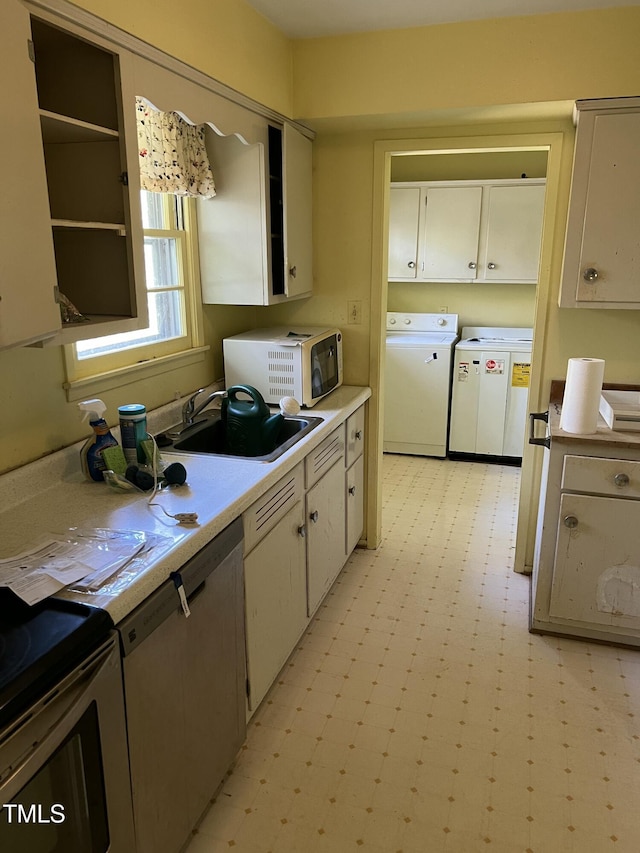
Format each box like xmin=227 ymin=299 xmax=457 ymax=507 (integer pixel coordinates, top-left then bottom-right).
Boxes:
xmin=223 ymin=327 xmax=343 ymax=408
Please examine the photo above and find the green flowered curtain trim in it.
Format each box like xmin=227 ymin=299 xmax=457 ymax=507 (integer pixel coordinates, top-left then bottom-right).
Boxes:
xmin=136 ymin=97 xmax=216 ymax=198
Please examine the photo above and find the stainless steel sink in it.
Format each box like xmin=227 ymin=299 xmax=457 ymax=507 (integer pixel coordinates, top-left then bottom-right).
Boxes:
xmin=156 ymin=413 xmax=323 ymax=462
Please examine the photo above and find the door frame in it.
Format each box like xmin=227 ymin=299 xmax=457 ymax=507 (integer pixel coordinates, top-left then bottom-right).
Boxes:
xmin=367 ymin=129 xmax=570 ymax=573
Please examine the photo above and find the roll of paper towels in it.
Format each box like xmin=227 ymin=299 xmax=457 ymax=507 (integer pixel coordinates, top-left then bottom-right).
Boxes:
xmin=559 ymin=357 xmax=605 ymax=434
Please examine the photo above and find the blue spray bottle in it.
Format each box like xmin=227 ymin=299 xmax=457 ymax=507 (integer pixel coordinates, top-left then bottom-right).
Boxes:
xmin=78 ymin=399 xmax=120 ymax=482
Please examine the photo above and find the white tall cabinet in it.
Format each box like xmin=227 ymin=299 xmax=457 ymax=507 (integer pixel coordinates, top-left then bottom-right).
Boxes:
xmin=559 ymin=97 xmax=640 ymax=308
xmin=388 ymin=179 xmax=545 ymax=284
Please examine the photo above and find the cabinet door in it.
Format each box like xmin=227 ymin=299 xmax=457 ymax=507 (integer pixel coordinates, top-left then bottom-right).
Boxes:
xmin=283 ymin=124 xmax=313 ymax=299
xmin=481 ymin=184 xmax=545 ymax=283
xmin=422 ymin=186 xmax=482 ymax=280
xmin=244 ymin=501 xmax=307 ymax=712
xmin=0 ymin=0 xmax=60 ymax=349
xmin=306 ymin=460 xmax=347 ymax=616
xmin=346 ymin=454 xmax=365 ymax=555
xmin=345 ymin=404 xmax=366 ymax=468
xmin=28 ymin=12 xmax=147 ymax=344
xmin=388 ymin=187 xmax=421 ymax=279
xmin=549 ymin=493 xmax=640 ymax=630
xmin=198 ymin=129 xmax=269 ymax=305
xmin=564 ymin=108 xmax=640 ymax=306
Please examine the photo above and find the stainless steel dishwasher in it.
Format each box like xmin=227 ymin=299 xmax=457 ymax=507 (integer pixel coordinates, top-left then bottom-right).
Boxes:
xmin=117 ymin=518 xmax=246 ymax=853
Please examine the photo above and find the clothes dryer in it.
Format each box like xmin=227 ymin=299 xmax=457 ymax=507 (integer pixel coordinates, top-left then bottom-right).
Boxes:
xmin=449 ymin=327 xmax=533 ymax=460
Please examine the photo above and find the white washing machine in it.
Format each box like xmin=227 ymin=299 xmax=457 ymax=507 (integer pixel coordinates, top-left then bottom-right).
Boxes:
xmin=449 ymin=326 xmax=533 ymax=460
xmin=383 ymin=312 xmax=459 ymax=458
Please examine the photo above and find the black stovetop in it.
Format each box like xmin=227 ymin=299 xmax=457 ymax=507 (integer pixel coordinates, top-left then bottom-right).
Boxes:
xmin=0 ymin=588 xmax=113 ymax=729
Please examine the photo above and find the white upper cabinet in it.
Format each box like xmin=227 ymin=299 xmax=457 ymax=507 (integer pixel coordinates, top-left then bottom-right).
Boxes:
xmin=560 ymin=97 xmax=640 ymax=309
xmin=28 ymin=9 xmax=147 ymax=345
xmin=198 ymin=122 xmax=313 ymax=306
xmin=1 ymin=1 xmax=148 ymax=350
xmin=389 ymin=179 xmax=546 ymax=284
xmin=423 ymin=185 xmax=483 ymax=280
xmin=388 ymin=186 xmax=421 ymax=279
xmin=0 ymin=0 xmax=59 ymax=349
xmin=481 ymin=183 xmax=546 ymax=283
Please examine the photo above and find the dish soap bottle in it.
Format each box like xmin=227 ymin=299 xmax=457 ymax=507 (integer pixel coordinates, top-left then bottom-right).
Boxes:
xmin=78 ymin=399 xmax=119 ymax=482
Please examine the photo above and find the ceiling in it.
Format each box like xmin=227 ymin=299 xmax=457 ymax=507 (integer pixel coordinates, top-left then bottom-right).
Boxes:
xmin=244 ymin=0 xmax=638 ymax=38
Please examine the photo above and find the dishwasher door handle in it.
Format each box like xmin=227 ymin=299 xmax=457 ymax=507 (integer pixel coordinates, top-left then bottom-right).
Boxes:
xmin=529 ymin=410 xmax=550 ymax=448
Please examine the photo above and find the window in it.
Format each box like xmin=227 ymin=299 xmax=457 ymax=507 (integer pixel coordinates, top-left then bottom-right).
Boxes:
xmin=65 ymin=190 xmax=203 ymax=384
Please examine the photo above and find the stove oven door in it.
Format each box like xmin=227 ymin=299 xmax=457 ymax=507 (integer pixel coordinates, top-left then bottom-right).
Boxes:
xmin=0 ymin=634 xmax=134 ymax=853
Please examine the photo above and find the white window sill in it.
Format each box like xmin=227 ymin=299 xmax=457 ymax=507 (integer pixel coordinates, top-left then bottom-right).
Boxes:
xmin=64 ymin=346 xmax=210 ymax=402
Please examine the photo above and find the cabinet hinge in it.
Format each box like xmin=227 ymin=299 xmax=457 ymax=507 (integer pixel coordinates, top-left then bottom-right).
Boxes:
xmin=27 ymin=39 xmax=36 ymax=63
xmin=119 ymin=171 xmax=129 ymax=186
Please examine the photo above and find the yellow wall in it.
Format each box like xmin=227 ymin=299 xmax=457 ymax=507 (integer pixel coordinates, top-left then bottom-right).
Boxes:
xmin=293 ymin=7 xmax=640 ymax=121
xmin=70 ymin=0 xmax=293 ymax=116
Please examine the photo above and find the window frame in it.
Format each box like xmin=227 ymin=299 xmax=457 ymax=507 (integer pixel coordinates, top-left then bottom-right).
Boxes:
xmin=63 ymin=194 xmax=206 ymax=399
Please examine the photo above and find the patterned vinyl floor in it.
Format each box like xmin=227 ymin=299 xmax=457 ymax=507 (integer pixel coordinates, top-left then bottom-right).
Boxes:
xmin=186 ymin=454 xmax=640 ymax=853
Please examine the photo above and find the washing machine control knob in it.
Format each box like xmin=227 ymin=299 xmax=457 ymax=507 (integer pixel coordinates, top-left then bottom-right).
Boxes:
xmin=437 ymin=318 xmax=446 ymax=326
xmin=388 ymin=317 xmax=396 ymax=325
xmin=404 ymin=318 xmax=411 ymax=325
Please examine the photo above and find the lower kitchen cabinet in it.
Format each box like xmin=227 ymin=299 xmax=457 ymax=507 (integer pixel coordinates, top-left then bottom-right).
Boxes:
xmin=532 ymin=423 xmax=640 ymax=646
xmin=242 ymin=403 xmax=368 ymax=714
xmin=306 ymin=457 xmax=347 ymax=615
xmin=244 ymin=500 xmax=307 ymax=712
xmin=346 ymin=454 xmax=365 ymax=555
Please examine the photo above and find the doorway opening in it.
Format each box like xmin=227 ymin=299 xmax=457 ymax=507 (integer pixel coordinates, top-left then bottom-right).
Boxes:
xmin=367 ymin=131 xmax=567 ymax=575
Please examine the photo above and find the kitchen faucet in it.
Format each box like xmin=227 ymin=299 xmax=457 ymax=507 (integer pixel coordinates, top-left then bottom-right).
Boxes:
xmin=181 ymin=388 xmax=227 ymax=425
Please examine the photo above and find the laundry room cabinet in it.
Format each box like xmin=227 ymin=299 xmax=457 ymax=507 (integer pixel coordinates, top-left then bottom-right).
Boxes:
xmin=198 ymin=122 xmax=313 ymax=305
xmin=559 ymin=97 xmax=640 ymax=309
xmin=388 ymin=179 xmax=545 ymax=284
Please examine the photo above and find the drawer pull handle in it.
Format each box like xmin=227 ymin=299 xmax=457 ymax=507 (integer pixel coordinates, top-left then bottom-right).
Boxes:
xmin=563 ymin=515 xmax=579 ymax=529
xmin=407 ymin=260 xmax=416 ymax=269
xmin=355 ymin=430 xmax=362 ymax=441
xmin=583 ymin=267 xmax=599 ymax=282
xmin=309 ymin=510 xmax=319 ymax=523
xmin=348 ymin=486 xmax=357 ymax=496
xmin=614 ymin=473 xmax=630 ymax=487
xmin=298 ymin=525 xmax=306 ymax=538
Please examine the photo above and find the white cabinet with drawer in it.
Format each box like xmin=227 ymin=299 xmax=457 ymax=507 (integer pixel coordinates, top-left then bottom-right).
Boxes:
xmin=345 ymin=405 xmax=366 ymax=554
xmin=305 ymin=426 xmax=347 ymax=615
xmin=532 ymin=435 xmax=640 ymax=645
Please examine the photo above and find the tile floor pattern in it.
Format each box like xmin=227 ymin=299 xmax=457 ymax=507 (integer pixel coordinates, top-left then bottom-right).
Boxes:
xmin=187 ymin=455 xmax=640 ymax=853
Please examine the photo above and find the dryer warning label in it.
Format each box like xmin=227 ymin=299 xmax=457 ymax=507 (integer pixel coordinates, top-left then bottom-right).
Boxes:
xmin=457 ymin=362 xmax=470 ymax=381
xmin=512 ymin=362 xmax=531 ymax=387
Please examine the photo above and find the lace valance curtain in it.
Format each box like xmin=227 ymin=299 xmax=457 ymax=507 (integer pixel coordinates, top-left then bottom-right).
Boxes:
xmin=136 ymin=97 xmax=216 ymax=198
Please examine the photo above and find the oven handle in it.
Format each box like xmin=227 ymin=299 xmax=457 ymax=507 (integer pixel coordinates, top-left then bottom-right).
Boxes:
xmin=0 ymin=636 xmax=116 ymax=796
xmin=529 ymin=410 xmax=551 ymax=449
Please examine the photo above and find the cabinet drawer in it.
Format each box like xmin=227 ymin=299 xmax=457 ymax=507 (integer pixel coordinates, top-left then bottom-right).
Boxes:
xmin=305 ymin=426 xmax=345 ymax=489
xmin=243 ymin=463 xmax=304 ymax=554
xmin=345 ymin=406 xmax=366 ymax=468
xmin=562 ymin=455 xmax=640 ymax=499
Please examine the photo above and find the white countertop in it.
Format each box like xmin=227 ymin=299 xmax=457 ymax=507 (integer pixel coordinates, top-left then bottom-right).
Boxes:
xmin=0 ymin=386 xmax=370 ymax=624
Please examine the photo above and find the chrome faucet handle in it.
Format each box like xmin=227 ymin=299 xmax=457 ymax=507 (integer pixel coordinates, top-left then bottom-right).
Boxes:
xmin=182 ymin=388 xmax=207 ymax=424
